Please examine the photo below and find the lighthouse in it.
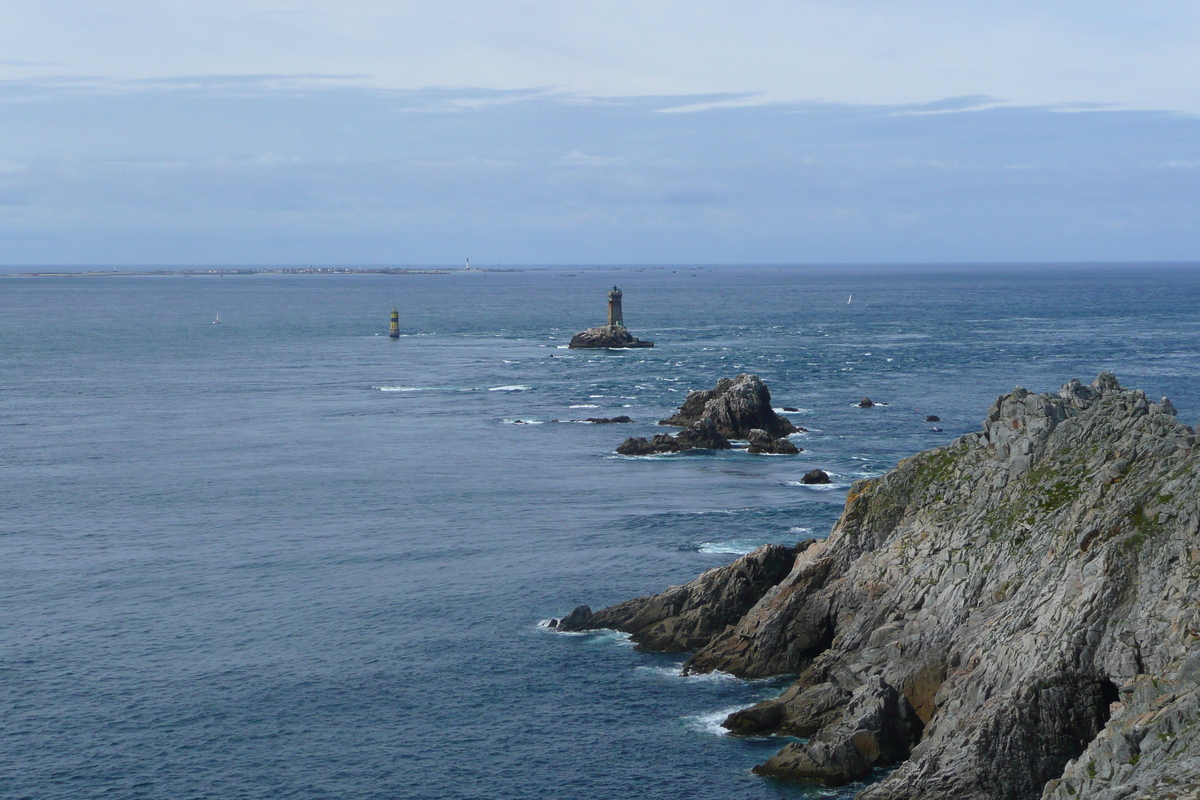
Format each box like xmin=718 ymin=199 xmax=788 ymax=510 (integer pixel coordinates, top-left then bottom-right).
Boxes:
xmin=607 ymin=286 xmax=624 ymax=328
xmin=389 ymin=306 xmax=400 ymax=338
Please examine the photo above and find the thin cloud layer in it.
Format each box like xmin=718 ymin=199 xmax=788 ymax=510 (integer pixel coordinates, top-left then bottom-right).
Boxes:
xmin=0 ymin=79 xmax=1198 ymax=264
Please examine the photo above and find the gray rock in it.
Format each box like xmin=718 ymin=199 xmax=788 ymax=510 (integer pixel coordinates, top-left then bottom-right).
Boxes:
xmin=858 ymin=397 xmax=874 ymax=408
xmin=800 ymin=469 xmax=831 ymax=484
xmin=568 ymin=325 xmax=653 ymax=349
xmin=577 ymin=372 xmax=1200 ymax=799
xmin=615 ymin=418 xmax=732 ymax=455
xmin=660 ymin=374 xmax=798 ymax=438
xmin=746 ymin=428 xmax=801 ymax=455
xmin=554 ymin=544 xmax=799 ymax=652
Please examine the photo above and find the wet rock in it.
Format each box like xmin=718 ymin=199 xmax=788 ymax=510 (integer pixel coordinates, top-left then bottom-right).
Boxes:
xmin=858 ymin=397 xmax=874 ymax=408
xmin=746 ymin=429 xmax=801 ymax=455
xmin=555 ymin=544 xmax=799 ymax=652
xmin=783 ymin=406 xmax=801 ymax=412
xmin=800 ymin=469 xmax=831 ymax=484
xmin=568 ymin=325 xmax=653 ymax=349
xmin=584 ymin=416 xmax=633 ymax=423
xmin=926 ymin=415 xmax=941 ymax=422
xmin=660 ymin=374 xmax=797 ymax=438
xmin=616 ymin=418 xmax=732 ymax=455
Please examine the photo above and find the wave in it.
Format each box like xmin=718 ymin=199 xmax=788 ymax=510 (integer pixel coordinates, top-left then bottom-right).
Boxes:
xmin=374 ymin=385 xmax=439 ymax=392
xmin=569 ymin=404 xmax=600 ymax=409
xmin=698 ymin=539 xmax=766 ymax=554
xmin=783 ymin=481 xmax=848 ymax=491
xmin=681 ymin=706 xmax=744 ymax=737
xmin=503 ymin=419 xmax=545 ymax=425
xmin=635 ymin=665 xmax=743 ymax=684
xmin=489 ymin=385 xmax=531 ymax=392
xmin=787 ymin=526 xmax=812 ymax=535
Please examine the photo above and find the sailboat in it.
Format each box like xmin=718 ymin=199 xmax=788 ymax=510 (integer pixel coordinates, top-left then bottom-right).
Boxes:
xmin=847 ymin=294 xmax=853 ymax=305
xmin=213 ymin=313 xmax=221 ymax=324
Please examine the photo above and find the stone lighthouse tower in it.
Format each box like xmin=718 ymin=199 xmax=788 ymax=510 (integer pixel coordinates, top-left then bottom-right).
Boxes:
xmin=607 ymin=286 xmax=624 ymax=328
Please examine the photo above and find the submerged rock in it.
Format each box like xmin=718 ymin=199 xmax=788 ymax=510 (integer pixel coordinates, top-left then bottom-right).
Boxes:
xmin=660 ymin=374 xmax=797 ymax=438
xmin=799 ymin=469 xmax=831 ymax=484
xmin=569 ymin=372 xmax=1200 ymax=799
xmin=616 ymin=418 xmax=731 ymax=455
xmin=568 ymin=325 xmax=653 ymax=349
xmin=555 ymin=544 xmax=799 ymax=651
xmin=746 ymin=429 xmax=800 ymax=455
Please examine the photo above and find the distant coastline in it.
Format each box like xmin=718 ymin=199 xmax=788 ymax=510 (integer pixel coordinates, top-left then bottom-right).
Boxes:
xmin=0 ymin=266 xmax=512 ymax=278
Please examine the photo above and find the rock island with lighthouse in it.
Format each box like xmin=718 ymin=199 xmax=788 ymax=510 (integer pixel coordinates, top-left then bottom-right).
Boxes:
xmin=568 ymin=286 xmax=654 ymax=349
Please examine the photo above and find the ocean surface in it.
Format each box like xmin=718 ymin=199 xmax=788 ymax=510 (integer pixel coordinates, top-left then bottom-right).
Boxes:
xmin=4 ymin=264 xmax=1200 ymax=800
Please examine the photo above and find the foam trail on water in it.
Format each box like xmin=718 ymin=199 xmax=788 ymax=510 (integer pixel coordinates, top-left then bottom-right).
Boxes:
xmin=489 ymin=385 xmax=531 ymax=392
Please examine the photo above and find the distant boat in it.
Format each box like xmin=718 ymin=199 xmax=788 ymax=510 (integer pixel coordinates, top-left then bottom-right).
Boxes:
xmin=847 ymin=294 xmax=853 ymax=304
xmin=213 ymin=313 xmax=221 ymax=324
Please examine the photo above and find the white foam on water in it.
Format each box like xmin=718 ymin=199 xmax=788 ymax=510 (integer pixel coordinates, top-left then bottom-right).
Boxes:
xmin=698 ymin=539 xmax=764 ymax=554
xmin=773 ymin=407 xmax=812 ymax=414
xmin=502 ymin=359 xmax=518 ymax=363
xmin=489 ymin=385 xmax=531 ymax=392
xmin=555 ymin=344 xmax=569 ymax=349
xmin=636 ymin=665 xmax=743 ymax=684
xmin=682 ymin=705 xmax=747 ymax=736
xmin=569 ymin=404 xmax=600 ymax=409
xmin=503 ymin=418 xmax=545 ymax=425
xmin=783 ymin=481 xmax=847 ymax=491
xmin=588 ymin=395 xmax=606 ymax=398
xmin=374 ymin=385 xmax=433 ymax=392
xmin=787 ymin=526 xmax=812 ymax=535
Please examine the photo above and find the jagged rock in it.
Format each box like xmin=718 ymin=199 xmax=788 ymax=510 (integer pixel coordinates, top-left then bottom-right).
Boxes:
xmin=555 ymin=544 xmax=799 ymax=652
xmin=746 ymin=428 xmax=801 ymax=455
xmin=660 ymin=374 xmax=798 ymax=438
xmin=557 ymin=605 xmax=593 ymax=629
xmin=615 ymin=418 xmax=732 ymax=455
xmin=800 ymin=469 xmax=831 ymax=484
xmin=858 ymin=397 xmax=874 ymax=408
xmin=574 ymin=372 xmax=1200 ymax=799
xmin=926 ymin=415 xmax=941 ymax=422
xmin=584 ymin=416 xmax=633 ymax=423
xmin=754 ymin=676 xmax=922 ymax=785
xmin=568 ymin=325 xmax=653 ymax=349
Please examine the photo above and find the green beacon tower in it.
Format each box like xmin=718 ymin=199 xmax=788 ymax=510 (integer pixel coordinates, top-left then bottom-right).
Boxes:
xmin=389 ymin=307 xmax=400 ymax=338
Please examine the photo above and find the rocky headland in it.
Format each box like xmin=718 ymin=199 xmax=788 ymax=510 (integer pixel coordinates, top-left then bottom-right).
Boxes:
xmin=563 ymin=373 xmax=1200 ymax=799
xmin=617 ymin=374 xmax=800 ymax=456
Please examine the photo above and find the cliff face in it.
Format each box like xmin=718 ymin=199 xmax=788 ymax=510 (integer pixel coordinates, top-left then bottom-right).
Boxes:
xmin=570 ymin=374 xmax=1200 ymax=799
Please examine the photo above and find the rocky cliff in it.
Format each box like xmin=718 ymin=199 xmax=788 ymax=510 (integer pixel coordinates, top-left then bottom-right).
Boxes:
xmin=565 ymin=374 xmax=1200 ymax=800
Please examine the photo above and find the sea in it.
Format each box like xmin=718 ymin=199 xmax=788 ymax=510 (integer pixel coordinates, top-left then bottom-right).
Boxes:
xmin=3 ymin=264 xmax=1200 ymax=800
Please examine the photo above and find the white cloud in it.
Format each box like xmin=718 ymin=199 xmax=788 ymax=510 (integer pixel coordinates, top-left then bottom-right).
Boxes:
xmin=0 ymin=2 xmax=1198 ymax=112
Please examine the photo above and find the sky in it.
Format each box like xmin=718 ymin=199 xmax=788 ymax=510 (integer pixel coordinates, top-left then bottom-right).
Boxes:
xmin=1 ymin=2 xmax=1198 ymax=265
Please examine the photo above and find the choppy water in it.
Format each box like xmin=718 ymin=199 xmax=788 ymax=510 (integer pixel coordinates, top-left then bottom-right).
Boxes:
xmin=3 ymin=264 xmax=1200 ymax=799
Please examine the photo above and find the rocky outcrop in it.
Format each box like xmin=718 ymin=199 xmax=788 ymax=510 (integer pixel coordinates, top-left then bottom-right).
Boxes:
xmin=570 ymin=373 xmax=1200 ymax=800
xmin=661 ymin=374 xmax=798 ymax=438
xmin=800 ymin=469 xmax=831 ymax=484
xmin=555 ymin=543 xmax=800 ymax=652
xmin=584 ymin=416 xmax=633 ymax=424
xmin=615 ymin=418 xmax=732 ymax=455
xmin=747 ymin=429 xmax=801 ymax=455
xmin=858 ymin=397 xmax=874 ymax=408
xmin=568 ymin=325 xmax=654 ymax=349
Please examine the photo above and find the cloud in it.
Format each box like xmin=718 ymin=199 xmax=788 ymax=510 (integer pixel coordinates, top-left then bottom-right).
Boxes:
xmin=1 ymin=78 xmax=1199 ymax=264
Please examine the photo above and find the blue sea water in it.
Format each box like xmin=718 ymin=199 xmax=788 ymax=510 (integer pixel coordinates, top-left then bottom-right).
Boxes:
xmin=3 ymin=264 xmax=1200 ymax=800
